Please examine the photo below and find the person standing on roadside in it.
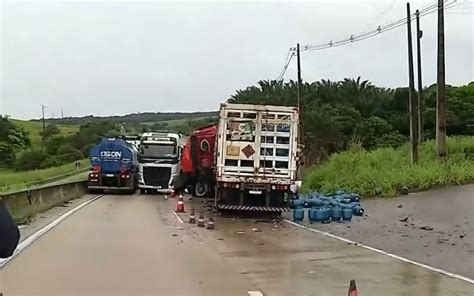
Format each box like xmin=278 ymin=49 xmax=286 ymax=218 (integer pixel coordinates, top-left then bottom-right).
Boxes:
xmin=0 ymin=201 xmax=20 ymax=258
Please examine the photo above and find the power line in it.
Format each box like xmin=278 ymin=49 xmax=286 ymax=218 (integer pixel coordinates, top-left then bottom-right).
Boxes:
xmin=277 ymin=0 xmax=465 ymax=81
xmin=277 ymin=49 xmax=296 ymax=81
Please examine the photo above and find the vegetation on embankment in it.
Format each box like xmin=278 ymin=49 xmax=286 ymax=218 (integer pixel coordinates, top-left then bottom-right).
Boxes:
xmin=0 ymin=159 xmax=89 ymax=194
xmin=10 ymin=119 xmax=79 ymax=147
xmin=303 ymin=137 xmax=474 ymax=197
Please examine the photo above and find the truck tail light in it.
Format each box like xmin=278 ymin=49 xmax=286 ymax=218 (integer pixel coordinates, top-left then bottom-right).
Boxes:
xmin=89 ymin=173 xmax=99 ymax=178
xmin=121 ymin=173 xmax=130 ymax=179
xmin=272 ymin=185 xmax=289 ymax=191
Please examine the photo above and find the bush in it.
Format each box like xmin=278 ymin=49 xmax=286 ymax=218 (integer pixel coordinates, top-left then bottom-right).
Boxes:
xmin=303 ymin=136 xmax=474 ymax=197
xmin=14 ymin=149 xmax=49 ymax=171
xmin=57 ymin=144 xmax=83 ymax=162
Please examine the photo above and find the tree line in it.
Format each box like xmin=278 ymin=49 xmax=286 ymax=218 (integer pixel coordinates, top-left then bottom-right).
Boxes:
xmin=229 ymin=78 xmax=474 ymax=164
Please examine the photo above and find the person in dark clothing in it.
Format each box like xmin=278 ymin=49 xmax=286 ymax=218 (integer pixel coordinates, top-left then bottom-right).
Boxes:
xmin=0 ymin=202 xmax=20 ymax=258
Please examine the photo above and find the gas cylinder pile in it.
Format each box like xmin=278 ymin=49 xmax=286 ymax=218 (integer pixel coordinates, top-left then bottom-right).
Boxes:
xmin=291 ymin=190 xmax=365 ymax=223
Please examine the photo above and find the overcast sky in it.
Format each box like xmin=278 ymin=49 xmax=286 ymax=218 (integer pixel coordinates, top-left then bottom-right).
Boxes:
xmin=1 ymin=0 xmax=472 ymax=119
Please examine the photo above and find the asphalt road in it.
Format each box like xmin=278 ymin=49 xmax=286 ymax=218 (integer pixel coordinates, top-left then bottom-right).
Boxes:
xmin=1 ymin=193 xmax=473 ymax=296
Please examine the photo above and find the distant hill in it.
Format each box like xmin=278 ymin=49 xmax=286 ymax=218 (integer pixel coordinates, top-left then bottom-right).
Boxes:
xmin=32 ymin=111 xmax=218 ymax=125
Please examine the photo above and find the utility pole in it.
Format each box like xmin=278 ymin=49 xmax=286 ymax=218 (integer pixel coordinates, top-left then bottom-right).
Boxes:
xmin=40 ymin=104 xmax=46 ymax=134
xmin=296 ymin=43 xmax=304 ymax=178
xmin=61 ymin=108 xmax=64 ymax=119
xmin=406 ymin=2 xmax=419 ymax=164
xmin=416 ymin=10 xmax=424 ymax=144
xmin=436 ymin=0 xmax=447 ymax=158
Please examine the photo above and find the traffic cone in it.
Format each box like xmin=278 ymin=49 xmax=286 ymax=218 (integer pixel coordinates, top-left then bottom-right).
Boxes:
xmin=175 ymin=195 xmax=185 ymax=213
xmin=197 ymin=213 xmax=205 ymax=227
xmin=189 ymin=208 xmax=196 ymax=224
xmin=206 ymin=217 xmax=215 ymax=230
xmin=170 ymin=188 xmax=176 ymax=198
xmin=348 ymin=280 xmax=358 ymax=296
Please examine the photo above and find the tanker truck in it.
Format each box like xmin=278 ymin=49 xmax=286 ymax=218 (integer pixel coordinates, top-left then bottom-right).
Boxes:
xmin=88 ymin=138 xmax=139 ymax=194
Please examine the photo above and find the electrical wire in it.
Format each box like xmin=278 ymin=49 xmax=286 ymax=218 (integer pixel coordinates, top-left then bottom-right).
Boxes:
xmin=277 ymin=0 xmax=464 ymax=81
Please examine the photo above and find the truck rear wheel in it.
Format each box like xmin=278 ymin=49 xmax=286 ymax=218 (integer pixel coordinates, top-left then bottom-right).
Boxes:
xmin=194 ymin=182 xmax=209 ymax=197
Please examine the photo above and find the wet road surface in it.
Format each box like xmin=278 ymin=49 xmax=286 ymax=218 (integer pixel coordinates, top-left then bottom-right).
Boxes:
xmin=291 ymin=184 xmax=474 ymax=279
xmin=0 ymin=194 xmax=254 ymax=296
xmin=1 ymin=193 xmax=473 ymax=296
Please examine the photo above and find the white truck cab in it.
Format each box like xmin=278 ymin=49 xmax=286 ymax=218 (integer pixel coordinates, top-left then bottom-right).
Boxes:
xmin=137 ymin=132 xmax=184 ymax=194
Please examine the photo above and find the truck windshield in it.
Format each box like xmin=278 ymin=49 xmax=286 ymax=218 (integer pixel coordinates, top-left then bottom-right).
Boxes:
xmin=140 ymin=144 xmax=177 ymax=159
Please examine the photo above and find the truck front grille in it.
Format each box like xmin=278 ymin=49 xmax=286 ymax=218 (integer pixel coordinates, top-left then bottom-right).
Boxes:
xmin=143 ymin=167 xmax=171 ymax=188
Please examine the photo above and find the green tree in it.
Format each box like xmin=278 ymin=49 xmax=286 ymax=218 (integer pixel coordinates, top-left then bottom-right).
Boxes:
xmin=40 ymin=124 xmax=61 ymax=141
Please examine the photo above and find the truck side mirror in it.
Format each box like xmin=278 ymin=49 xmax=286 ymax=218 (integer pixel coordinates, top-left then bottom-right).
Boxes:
xmin=178 ymin=146 xmax=183 ymax=159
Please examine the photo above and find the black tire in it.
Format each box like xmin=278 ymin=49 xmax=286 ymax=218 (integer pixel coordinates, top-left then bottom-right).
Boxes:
xmin=194 ymin=182 xmax=209 ymax=197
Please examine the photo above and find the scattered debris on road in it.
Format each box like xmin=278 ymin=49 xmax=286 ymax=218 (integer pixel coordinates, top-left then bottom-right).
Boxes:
xmin=419 ymin=225 xmax=434 ymax=231
xmin=172 ymin=234 xmax=178 ymax=237
xmin=437 ymin=238 xmax=449 ymax=243
xmin=459 ymin=232 xmax=467 ymax=239
xmin=252 ymin=228 xmax=262 ymax=232
xmin=236 ymin=231 xmax=245 ymax=235
xmin=397 ymin=204 xmax=403 ymax=208
xmin=399 ymin=215 xmax=410 ymax=222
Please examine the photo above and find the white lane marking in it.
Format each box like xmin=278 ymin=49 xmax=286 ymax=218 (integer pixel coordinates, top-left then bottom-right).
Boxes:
xmin=248 ymin=291 xmax=264 ymax=296
xmin=284 ymin=219 xmax=474 ymax=284
xmin=173 ymin=211 xmax=184 ymax=224
xmin=0 ymin=195 xmax=103 ymax=268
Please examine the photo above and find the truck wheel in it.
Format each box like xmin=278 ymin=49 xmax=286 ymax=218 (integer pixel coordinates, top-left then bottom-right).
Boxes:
xmin=194 ymin=182 xmax=209 ymax=197
xmin=140 ymin=189 xmax=146 ymax=195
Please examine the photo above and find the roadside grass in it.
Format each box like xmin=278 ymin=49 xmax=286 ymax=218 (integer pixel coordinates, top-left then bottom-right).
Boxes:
xmin=303 ymin=136 xmax=474 ymax=197
xmin=0 ymin=159 xmax=89 ymax=194
xmin=11 ymin=119 xmax=79 ymax=146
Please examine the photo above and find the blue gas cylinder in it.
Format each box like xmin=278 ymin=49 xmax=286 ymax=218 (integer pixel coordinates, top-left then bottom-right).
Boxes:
xmin=352 ymin=205 xmax=365 ymax=216
xmin=323 ymin=207 xmax=332 ymax=222
xmin=342 ymin=208 xmax=353 ymax=221
xmin=293 ymin=207 xmax=304 ymax=221
xmin=292 ymin=199 xmax=305 ymax=208
xmin=321 ymin=199 xmax=331 ymax=206
xmin=350 ymin=193 xmax=361 ymax=203
xmin=309 ymin=198 xmax=323 ymax=207
xmin=313 ymin=208 xmax=325 ymax=222
xmin=331 ymin=206 xmax=342 ymax=221
xmin=340 ymin=203 xmax=353 ymax=209
xmin=308 ymin=208 xmax=317 ymax=222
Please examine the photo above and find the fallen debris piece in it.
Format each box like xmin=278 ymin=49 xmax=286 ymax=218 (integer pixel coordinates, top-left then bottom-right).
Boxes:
xmin=437 ymin=238 xmax=449 ymax=243
xmin=236 ymin=231 xmax=245 ymax=235
xmin=252 ymin=228 xmax=262 ymax=232
xmin=217 ymin=238 xmax=224 ymax=241
xmin=460 ymin=233 xmax=467 ymax=239
xmin=397 ymin=204 xmax=403 ymax=208
xmin=419 ymin=225 xmax=434 ymax=231
xmin=399 ymin=215 xmax=410 ymax=222
xmin=172 ymin=234 xmax=178 ymax=237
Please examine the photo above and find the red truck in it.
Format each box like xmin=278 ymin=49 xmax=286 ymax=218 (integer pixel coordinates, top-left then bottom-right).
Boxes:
xmin=180 ymin=124 xmax=217 ymax=197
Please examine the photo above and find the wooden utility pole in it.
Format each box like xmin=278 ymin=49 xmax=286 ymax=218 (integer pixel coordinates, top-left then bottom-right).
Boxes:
xmin=415 ymin=10 xmax=424 ymax=144
xmin=406 ymin=3 xmax=419 ymax=164
xmin=436 ymin=0 xmax=447 ymax=158
xmin=296 ymin=43 xmax=304 ymax=177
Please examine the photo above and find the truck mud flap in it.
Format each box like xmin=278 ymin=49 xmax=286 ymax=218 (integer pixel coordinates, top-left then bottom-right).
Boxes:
xmin=217 ymin=205 xmax=290 ymax=212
